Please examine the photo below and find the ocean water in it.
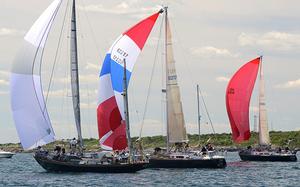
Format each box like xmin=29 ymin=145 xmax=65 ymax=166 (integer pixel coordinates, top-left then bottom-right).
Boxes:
xmin=0 ymin=152 xmax=299 ymax=187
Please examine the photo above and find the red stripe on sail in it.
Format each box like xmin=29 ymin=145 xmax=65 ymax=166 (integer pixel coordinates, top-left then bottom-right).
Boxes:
xmin=226 ymin=57 xmax=260 ymax=143
xmin=97 ymin=96 xmax=127 ymax=150
xmin=123 ymin=12 xmax=160 ymax=50
xmin=101 ymin=122 xmax=127 ymax=150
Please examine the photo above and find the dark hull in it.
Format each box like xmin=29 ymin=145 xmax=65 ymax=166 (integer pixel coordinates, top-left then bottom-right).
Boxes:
xmin=0 ymin=154 xmax=14 ymax=158
xmin=239 ymin=151 xmax=297 ymax=162
xmin=34 ymin=155 xmax=147 ymax=173
xmin=148 ymin=158 xmax=226 ymax=168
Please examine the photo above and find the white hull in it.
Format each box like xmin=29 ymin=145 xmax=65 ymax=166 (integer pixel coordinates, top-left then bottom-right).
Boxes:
xmin=0 ymin=151 xmax=15 ymax=158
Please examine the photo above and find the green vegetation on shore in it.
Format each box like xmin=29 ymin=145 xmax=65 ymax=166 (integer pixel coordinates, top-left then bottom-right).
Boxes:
xmin=1 ymin=131 xmax=299 ymax=152
xmin=132 ymin=131 xmax=300 ymax=149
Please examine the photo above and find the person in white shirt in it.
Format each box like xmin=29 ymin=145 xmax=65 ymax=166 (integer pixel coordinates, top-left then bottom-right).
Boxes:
xmin=69 ymin=138 xmax=77 ymax=154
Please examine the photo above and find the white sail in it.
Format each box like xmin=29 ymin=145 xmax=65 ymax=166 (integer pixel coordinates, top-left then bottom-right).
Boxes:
xmin=165 ymin=16 xmax=188 ymax=143
xmin=258 ymin=59 xmax=270 ymax=146
xmin=10 ymin=0 xmax=62 ymax=149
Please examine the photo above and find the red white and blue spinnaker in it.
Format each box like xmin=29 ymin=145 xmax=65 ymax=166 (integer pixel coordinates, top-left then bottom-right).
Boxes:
xmin=97 ymin=12 xmax=161 ymax=150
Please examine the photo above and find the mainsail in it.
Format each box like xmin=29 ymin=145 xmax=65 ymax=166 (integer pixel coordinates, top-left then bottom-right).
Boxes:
xmin=165 ymin=15 xmax=188 ymax=144
xmin=226 ymin=57 xmax=260 ymax=143
xmin=10 ymin=0 xmax=62 ymax=149
xmin=258 ymin=60 xmax=270 ymax=145
xmin=98 ymin=12 xmax=161 ymax=150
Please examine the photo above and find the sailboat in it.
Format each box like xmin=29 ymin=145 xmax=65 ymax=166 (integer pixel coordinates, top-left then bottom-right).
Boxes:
xmin=226 ymin=56 xmax=297 ymax=162
xmin=10 ymin=0 xmax=147 ymax=172
xmin=147 ymin=7 xmax=226 ymax=169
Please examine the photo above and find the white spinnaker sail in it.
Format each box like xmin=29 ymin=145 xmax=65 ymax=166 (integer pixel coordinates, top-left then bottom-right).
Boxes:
xmin=166 ymin=17 xmax=188 ymax=143
xmin=258 ymin=60 xmax=270 ymax=146
xmin=10 ymin=0 xmax=62 ymax=149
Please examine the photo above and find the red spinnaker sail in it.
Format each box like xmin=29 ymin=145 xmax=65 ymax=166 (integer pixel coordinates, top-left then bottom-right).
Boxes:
xmin=226 ymin=57 xmax=261 ymax=143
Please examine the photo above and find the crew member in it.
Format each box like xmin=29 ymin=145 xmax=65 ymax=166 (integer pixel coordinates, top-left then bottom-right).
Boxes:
xmin=70 ymin=138 xmax=77 ymax=154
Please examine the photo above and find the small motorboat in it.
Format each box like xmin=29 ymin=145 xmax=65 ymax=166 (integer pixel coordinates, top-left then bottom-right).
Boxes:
xmin=0 ymin=150 xmax=15 ymax=158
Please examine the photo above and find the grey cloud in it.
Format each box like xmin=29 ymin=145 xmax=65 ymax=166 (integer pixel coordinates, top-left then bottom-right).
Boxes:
xmin=77 ymin=2 xmax=161 ymax=18
xmin=275 ymin=78 xmax=300 ymax=89
xmin=215 ymin=76 xmax=230 ymax=83
xmin=238 ymin=31 xmax=300 ymax=51
xmin=191 ymin=46 xmax=238 ymax=58
xmin=0 ymin=28 xmax=25 ymax=36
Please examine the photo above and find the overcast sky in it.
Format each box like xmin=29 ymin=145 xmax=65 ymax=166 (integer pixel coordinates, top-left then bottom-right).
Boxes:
xmin=0 ymin=0 xmax=299 ymax=143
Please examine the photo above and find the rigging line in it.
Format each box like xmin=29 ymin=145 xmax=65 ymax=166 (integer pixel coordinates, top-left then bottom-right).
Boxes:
xmin=45 ymin=0 xmax=71 ymax=107
xmin=66 ymin=95 xmax=72 ymax=138
xmin=64 ymin=3 xmax=72 ymax=138
xmin=61 ymin=56 xmax=69 ymax=126
xmin=170 ymin=19 xmax=216 ymax=135
xmin=199 ymin=89 xmax=216 ymax=134
xmin=62 ymin=3 xmax=72 ymax=138
xmin=30 ymin=1 xmax=63 ymax=141
xmin=45 ymin=0 xmax=70 ymax=140
xmin=161 ymin=53 xmax=165 ymax=136
xmin=129 ymin=85 xmax=140 ymax=126
xmin=82 ymin=0 xmax=105 ymax=61
xmin=85 ymin=84 xmax=92 ymax=137
xmin=58 ymin=11 xmax=70 ymax=131
xmin=160 ymin=16 xmax=165 ymax=137
xmin=169 ymin=20 xmax=197 ymax=85
xmin=138 ymin=14 xmax=164 ymax=139
xmin=76 ymin=2 xmax=92 ymax=138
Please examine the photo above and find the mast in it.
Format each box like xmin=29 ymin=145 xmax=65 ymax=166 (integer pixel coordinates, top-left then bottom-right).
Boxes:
xmin=123 ymin=59 xmax=133 ymax=163
xmin=197 ymin=84 xmax=201 ymax=144
xmin=70 ymin=0 xmax=83 ymax=148
xmin=258 ymin=56 xmax=270 ymax=146
xmin=253 ymin=115 xmax=258 ymax=132
xmin=164 ymin=6 xmax=170 ymax=152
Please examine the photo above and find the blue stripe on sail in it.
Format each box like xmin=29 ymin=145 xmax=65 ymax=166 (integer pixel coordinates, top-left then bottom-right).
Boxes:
xmin=111 ymin=60 xmax=131 ymax=93
xmin=100 ymin=54 xmax=111 ymax=77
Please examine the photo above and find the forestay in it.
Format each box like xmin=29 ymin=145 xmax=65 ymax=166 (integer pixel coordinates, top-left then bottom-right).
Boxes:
xmin=10 ymin=0 xmax=62 ymax=149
